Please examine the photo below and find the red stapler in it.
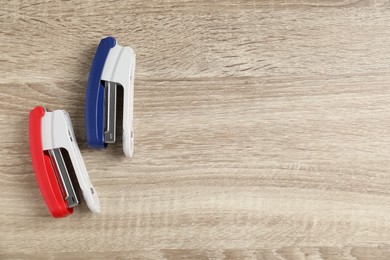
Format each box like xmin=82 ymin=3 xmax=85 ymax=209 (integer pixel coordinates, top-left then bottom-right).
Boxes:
xmin=29 ymin=106 xmax=101 ymax=218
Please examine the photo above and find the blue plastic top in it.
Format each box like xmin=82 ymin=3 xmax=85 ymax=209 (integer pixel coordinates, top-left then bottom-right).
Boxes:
xmin=85 ymin=37 xmax=116 ymax=148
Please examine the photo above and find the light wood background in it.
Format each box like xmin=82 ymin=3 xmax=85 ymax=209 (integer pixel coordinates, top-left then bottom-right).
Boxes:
xmin=2 ymin=0 xmax=390 ymax=259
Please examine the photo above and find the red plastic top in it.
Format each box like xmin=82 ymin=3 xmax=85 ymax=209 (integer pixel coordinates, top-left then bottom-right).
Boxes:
xmin=29 ymin=106 xmax=73 ymax=218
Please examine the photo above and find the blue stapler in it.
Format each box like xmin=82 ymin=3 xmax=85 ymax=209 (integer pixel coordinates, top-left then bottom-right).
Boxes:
xmin=86 ymin=37 xmax=136 ymax=157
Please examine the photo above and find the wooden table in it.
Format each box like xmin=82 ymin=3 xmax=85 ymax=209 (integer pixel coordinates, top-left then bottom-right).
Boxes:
xmin=2 ymin=1 xmax=390 ymax=259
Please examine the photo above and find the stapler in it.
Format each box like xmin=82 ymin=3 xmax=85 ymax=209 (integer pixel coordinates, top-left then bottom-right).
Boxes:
xmin=29 ymin=106 xmax=101 ymax=218
xmin=86 ymin=36 xmax=136 ymax=157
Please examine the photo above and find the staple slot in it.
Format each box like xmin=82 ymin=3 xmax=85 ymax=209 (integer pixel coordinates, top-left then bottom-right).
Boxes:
xmin=48 ymin=148 xmax=79 ymax=208
xmin=104 ymin=81 xmax=117 ymax=143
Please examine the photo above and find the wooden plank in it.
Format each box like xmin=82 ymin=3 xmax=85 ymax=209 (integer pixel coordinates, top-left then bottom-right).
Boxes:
xmin=1 ymin=0 xmax=390 ymax=258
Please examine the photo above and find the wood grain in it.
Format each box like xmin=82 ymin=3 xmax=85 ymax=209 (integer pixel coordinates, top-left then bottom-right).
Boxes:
xmin=2 ymin=0 xmax=390 ymax=259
